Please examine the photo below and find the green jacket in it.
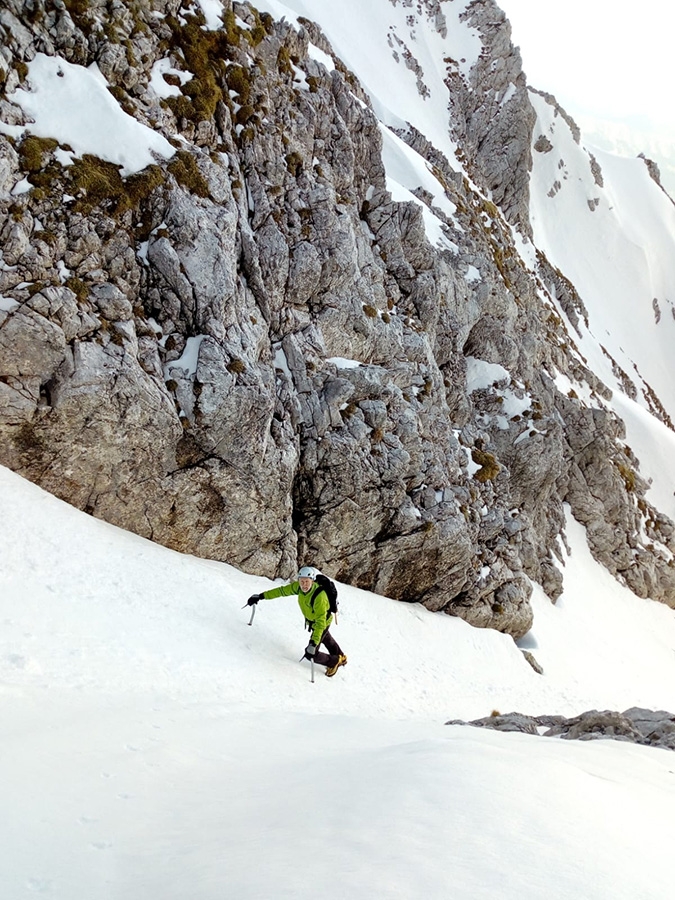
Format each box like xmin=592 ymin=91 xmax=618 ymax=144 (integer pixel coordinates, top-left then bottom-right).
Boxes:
xmin=262 ymin=580 xmax=332 ymax=644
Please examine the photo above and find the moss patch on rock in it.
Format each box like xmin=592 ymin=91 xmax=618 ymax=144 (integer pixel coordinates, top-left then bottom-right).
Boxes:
xmin=18 ymin=135 xmax=59 ymax=173
xmin=472 ymin=448 xmax=501 ymax=482
xmin=167 ymin=151 xmax=210 ymax=199
xmin=164 ymin=10 xmax=252 ymax=124
xmin=67 ymin=155 xmax=165 ymax=216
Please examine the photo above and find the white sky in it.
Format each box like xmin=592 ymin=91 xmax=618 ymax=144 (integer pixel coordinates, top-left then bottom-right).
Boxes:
xmin=498 ymin=0 xmax=673 ymax=127
xmin=498 ymin=0 xmax=675 ymax=190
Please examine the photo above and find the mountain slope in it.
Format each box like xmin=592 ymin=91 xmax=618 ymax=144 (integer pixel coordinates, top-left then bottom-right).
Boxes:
xmin=3 ymin=463 xmax=675 ymax=898
xmin=1 ymin=0 xmax=675 ymax=635
xmin=529 ymin=91 xmax=675 ymax=430
xmin=3 ymin=3 xmax=675 ymax=895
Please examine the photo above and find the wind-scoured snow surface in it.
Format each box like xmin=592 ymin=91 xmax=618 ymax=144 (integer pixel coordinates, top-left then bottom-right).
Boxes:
xmin=3 ymin=464 xmax=675 ymax=899
xmin=528 ymin=91 xmax=675 ymax=519
xmin=0 ymin=53 xmax=175 ymax=176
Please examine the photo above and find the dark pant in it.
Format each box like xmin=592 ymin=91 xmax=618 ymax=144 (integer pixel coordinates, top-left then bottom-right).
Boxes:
xmin=313 ymin=628 xmax=343 ymax=668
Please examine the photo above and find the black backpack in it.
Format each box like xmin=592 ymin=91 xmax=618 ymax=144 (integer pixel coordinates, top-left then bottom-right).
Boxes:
xmin=313 ymin=573 xmax=339 ymax=619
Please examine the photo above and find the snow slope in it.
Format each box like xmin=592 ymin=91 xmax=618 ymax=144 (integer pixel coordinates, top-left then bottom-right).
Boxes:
xmin=528 ymin=90 xmax=675 ymax=519
xmin=529 ymin=91 xmax=675 ymax=422
xmin=3 ymin=464 xmax=675 ymax=899
xmin=0 ymin=53 xmax=175 ymax=177
xmin=255 ymin=0 xmax=481 ymax=146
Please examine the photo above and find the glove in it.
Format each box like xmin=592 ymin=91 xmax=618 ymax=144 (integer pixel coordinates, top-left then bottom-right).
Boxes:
xmin=304 ymin=642 xmax=317 ymax=659
xmin=247 ymin=594 xmax=263 ymax=606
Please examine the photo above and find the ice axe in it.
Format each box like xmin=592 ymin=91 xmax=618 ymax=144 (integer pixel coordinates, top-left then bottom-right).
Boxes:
xmin=299 ymin=653 xmax=315 ymax=683
xmin=242 ymin=597 xmax=259 ymax=625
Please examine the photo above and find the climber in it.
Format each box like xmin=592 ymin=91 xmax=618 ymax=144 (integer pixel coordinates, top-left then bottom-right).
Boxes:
xmin=247 ymin=566 xmax=347 ymax=677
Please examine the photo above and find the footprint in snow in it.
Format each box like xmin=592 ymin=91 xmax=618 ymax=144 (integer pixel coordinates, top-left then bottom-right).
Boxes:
xmin=26 ymin=878 xmax=52 ymax=893
xmin=4 ymin=653 xmax=42 ymax=673
xmin=90 ymin=841 xmax=113 ymax=851
xmin=6 ymin=653 xmax=26 ymax=668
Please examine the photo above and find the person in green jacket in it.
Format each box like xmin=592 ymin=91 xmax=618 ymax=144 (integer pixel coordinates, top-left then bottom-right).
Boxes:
xmin=247 ymin=566 xmax=347 ymax=677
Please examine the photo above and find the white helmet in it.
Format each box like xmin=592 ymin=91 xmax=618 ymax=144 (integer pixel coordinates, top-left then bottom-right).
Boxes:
xmin=298 ymin=566 xmax=319 ymax=580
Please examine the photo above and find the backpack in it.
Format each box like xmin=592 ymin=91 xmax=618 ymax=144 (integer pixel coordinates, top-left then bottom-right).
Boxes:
xmin=313 ymin=573 xmax=339 ymax=620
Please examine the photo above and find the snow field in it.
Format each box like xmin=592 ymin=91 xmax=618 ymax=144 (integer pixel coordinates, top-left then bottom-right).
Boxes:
xmin=3 ymin=465 xmax=675 ymax=898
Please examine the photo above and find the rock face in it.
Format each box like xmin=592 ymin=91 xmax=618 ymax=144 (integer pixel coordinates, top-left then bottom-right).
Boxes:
xmin=0 ymin=0 xmax=674 ymax=639
xmin=450 ymin=0 xmax=536 ymax=237
xmin=446 ymin=708 xmax=675 ymax=751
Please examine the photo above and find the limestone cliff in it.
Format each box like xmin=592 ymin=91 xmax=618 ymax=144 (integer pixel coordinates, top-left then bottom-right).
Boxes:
xmin=1 ymin=0 xmax=674 ymax=640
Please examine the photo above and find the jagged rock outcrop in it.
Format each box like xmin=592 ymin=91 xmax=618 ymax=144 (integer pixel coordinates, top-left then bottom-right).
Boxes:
xmin=639 ymin=152 xmax=663 ymax=188
xmin=449 ymin=1 xmax=536 ymax=236
xmin=0 ymin=0 xmax=674 ymax=640
xmin=446 ymin=707 xmax=675 ymax=751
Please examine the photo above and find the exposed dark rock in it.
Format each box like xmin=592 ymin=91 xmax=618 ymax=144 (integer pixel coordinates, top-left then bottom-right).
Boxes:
xmin=447 ymin=707 xmax=675 ymax=751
